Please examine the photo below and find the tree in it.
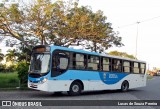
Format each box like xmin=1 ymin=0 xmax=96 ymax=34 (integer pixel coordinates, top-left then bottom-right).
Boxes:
xmin=52 ymin=2 xmax=123 ymax=52
xmin=16 ymin=60 xmax=29 ymax=84
xmin=0 ymin=0 xmax=123 ymax=52
xmin=0 ymin=49 xmax=4 ymax=62
xmin=0 ymin=1 xmax=52 ymax=47
xmin=0 ymin=3 xmax=4 ymax=8
xmin=108 ymin=51 xmax=137 ymax=59
xmin=16 ymin=44 xmax=31 ymax=62
xmin=5 ymin=49 xmax=18 ymax=64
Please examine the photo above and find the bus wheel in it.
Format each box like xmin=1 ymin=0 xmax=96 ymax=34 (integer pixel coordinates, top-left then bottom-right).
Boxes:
xmin=68 ymin=81 xmax=82 ymax=96
xmin=121 ymin=81 xmax=129 ymax=92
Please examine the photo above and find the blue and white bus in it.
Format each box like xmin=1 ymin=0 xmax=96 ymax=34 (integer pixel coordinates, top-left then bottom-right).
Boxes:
xmin=28 ymin=45 xmax=146 ymax=95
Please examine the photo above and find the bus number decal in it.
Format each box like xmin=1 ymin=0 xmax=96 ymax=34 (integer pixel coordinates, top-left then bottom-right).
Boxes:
xmin=109 ymin=74 xmax=118 ymax=79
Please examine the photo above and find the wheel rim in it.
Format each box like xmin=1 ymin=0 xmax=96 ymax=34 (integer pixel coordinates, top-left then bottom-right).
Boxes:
xmin=72 ymin=85 xmax=79 ymax=92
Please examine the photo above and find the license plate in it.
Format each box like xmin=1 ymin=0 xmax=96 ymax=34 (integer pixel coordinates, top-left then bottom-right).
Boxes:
xmin=31 ymin=83 xmax=35 ymax=86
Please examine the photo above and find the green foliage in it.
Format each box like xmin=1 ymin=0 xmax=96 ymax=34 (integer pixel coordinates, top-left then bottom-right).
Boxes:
xmin=5 ymin=64 xmax=16 ymax=72
xmin=0 ymin=0 xmax=123 ymax=53
xmin=16 ymin=61 xmax=29 ymax=84
xmin=0 ymin=72 xmax=19 ymax=88
xmin=0 ymin=64 xmax=6 ymax=72
xmin=8 ymin=78 xmax=17 ymax=83
xmin=53 ymin=2 xmax=123 ymax=52
xmin=0 ymin=64 xmax=17 ymax=72
xmin=8 ymin=4 xmax=22 ymax=23
xmin=0 ymin=3 xmax=4 ymax=7
xmin=5 ymin=49 xmax=18 ymax=63
xmin=109 ymin=51 xmax=137 ymax=59
xmin=16 ymin=44 xmax=31 ymax=62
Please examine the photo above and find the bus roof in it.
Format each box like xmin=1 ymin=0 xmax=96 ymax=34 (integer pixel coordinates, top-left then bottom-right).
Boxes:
xmin=51 ymin=45 xmax=99 ymax=55
xmin=101 ymin=54 xmax=146 ymax=63
xmin=50 ymin=45 xmax=146 ymax=63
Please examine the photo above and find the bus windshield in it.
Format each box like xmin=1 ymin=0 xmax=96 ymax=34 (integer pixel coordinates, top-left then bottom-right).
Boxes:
xmin=30 ymin=53 xmax=50 ymax=74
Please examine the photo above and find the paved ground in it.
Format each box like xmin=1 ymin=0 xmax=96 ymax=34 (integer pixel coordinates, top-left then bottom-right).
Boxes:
xmin=0 ymin=76 xmax=160 ymax=109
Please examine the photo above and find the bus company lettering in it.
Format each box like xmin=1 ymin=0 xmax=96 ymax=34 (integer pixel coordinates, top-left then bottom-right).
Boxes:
xmin=12 ymin=101 xmax=42 ymax=106
xmin=109 ymin=74 xmax=118 ymax=78
xmin=28 ymin=102 xmax=42 ymax=106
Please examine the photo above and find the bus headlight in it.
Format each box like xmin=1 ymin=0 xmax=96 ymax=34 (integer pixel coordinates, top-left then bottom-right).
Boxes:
xmin=41 ymin=78 xmax=48 ymax=83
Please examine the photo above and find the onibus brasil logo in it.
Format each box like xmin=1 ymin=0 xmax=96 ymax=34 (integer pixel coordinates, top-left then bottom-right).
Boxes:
xmin=2 ymin=101 xmax=42 ymax=106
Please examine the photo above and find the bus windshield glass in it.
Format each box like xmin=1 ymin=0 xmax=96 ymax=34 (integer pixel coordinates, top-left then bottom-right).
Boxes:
xmin=30 ymin=53 xmax=50 ymax=74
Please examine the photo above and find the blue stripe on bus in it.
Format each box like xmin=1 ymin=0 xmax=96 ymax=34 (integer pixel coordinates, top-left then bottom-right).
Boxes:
xmin=47 ymin=70 xmax=129 ymax=85
xmin=48 ymin=70 xmax=101 ymax=80
xmin=28 ymin=70 xmax=128 ymax=84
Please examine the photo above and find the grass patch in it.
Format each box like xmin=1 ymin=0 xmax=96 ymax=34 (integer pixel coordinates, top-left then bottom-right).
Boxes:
xmin=147 ymin=75 xmax=153 ymax=80
xmin=0 ymin=72 xmax=20 ymax=88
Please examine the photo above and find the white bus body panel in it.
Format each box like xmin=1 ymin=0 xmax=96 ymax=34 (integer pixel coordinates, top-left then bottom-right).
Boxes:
xmin=28 ymin=74 xmax=146 ymax=92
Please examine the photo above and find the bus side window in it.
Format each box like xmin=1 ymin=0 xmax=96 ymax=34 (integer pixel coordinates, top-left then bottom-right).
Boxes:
xmin=73 ymin=53 xmax=86 ymax=70
xmin=123 ymin=61 xmax=130 ymax=73
xmin=112 ymin=59 xmax=122 ymax=72
xmin=102 ymin=57 xmax=110 ymax=71
xmin=133 ymin=62 xmax=140 ymax=73
xmin=88 ymin=55 xmax=99 ymax=70
xmin=140 ymin=63 xmax=145 ymax=74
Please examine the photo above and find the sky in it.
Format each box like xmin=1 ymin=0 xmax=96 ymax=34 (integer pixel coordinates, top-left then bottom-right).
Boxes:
xmin=78 ymin=0 xmax=160 ymax=69
xmin=1 ymin=0 xmax=160 ymax=69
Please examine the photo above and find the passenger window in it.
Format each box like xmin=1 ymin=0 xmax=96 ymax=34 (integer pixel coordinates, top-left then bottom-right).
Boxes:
xmin=112 ymin=59 xmax=122 ymax=72
xmin=123 ymin=61 xmax=130 ymax=73
xmin=133 ymin=62 xmax=139 ymax=73
xmin=88 ymin=55 xmax=99 ymax=70
xmin=102 ymin=57 xmax=110 ymax=71
xmin=73 ymin=53 xmax=86 ymax=69
xmin=140 ymin=63 xmax=145 ymax=74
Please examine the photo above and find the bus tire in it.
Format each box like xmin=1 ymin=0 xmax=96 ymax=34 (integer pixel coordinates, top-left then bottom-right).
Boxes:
xmin=121 ymin=81 xmax=129 ymax=92
xmin=68 ymin=81 xmax=82 ymax=96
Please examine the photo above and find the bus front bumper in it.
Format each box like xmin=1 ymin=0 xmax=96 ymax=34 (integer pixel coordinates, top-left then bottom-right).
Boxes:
xmin=28 ymin=80 xmax=49 ymax=92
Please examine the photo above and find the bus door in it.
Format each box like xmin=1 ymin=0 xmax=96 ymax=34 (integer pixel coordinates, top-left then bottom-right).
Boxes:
xmin=52 ymin=51 xmax=69 ymax=77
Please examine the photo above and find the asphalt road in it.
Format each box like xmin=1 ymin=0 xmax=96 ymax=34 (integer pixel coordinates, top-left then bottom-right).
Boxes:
xmin=0 ymin=76 xmax=160 ymax=109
